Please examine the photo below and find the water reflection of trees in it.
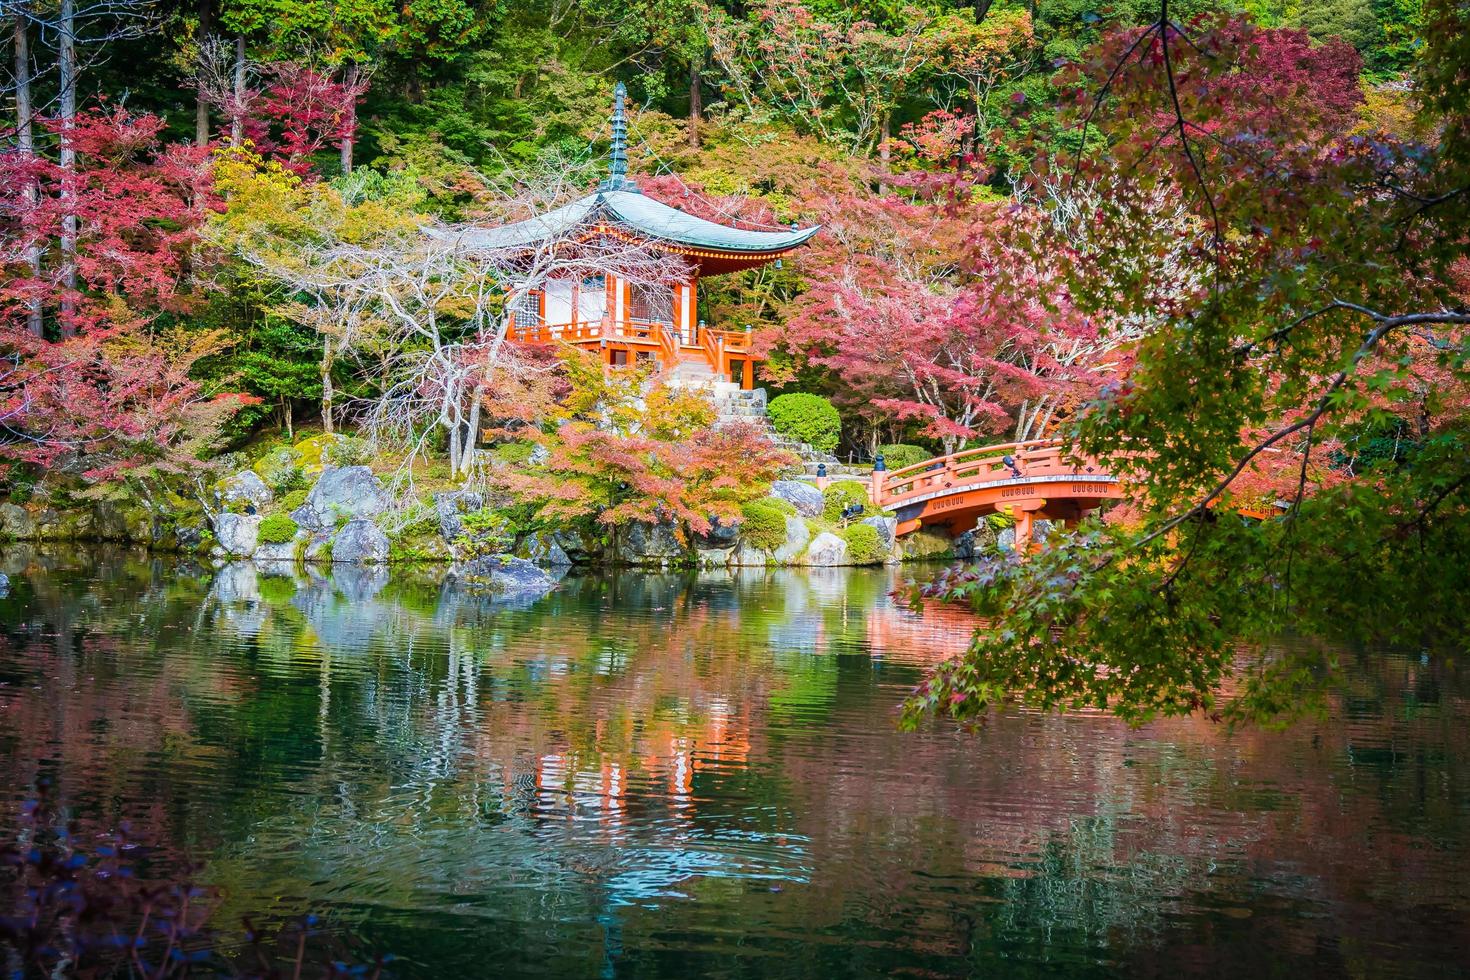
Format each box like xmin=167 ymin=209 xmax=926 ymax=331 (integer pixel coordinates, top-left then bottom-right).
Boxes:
xmin=1 ymin=545 xmax=1467 ymax=976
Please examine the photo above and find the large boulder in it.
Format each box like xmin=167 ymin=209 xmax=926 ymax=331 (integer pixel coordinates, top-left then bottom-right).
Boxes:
xmin=696 ymin=547 xmax=734 ymax=568
xmin=802 ymin=531 xmax=850 ymax=567
xmin=515 ymin=531 xmax=572 ymax=568
xmin=692 ymin=517 xmax=739 ymax=568
xmin=303 ymin=533 xmax=334 ymax=564
xmin=220 ymin=470 xmax=274 ymax=511
xmin=770 ymin=480 xmax=824 ymax=518
xmin=173 ymin=523 xmax=206 ymax=550
xmin=897 ymin=528 xmax=953 ymax=561
xmin=694 ymin=516 xmax=741 ymax=549
xmin=620 ymin=521 xmax=685 ymax=566
xmin=331 ymin=519 xmax=390 ymax=564
xmin=771 ymin=515 xmax=810 ymax=564
xmin=253 ymin=533 xmax=304 ymax=564
xmin=861 ymin=515 xmax=898 ymax=552
xmin=0 ymin=571 xmax=10 ymax=595
xmin=451 ymin=555 xmax=558 ymax=596
xmin=214 ymin=513 xmax=260 ymax=558
xmin=553 ymin=527 xmax=601 ymax=564
xmin=432 ymin=490 xmax=485 ymax=542
xmin=0 ymin=503 xmax=34 ymax=540
xmin=294 ymin=466 xmax=389 ymax=532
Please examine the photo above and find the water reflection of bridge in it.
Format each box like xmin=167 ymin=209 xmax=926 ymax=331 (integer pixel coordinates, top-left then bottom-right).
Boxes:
xmin=868 ymin=439 xmax=1123 ymax=550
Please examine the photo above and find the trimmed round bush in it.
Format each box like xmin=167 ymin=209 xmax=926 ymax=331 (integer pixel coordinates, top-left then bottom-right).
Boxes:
xmin=740 ymin=499 xmax=791 ymax=552
xmin=258 ymin=513 xmax=299 ymax=545
xmin=768 ymin=393 xmax=841 ymax=453
xmin=822 ymin=480 xmax=872 ymax=522
xmin=841 ymin=523 xmax=886 ymax=565
xmin=877 ymin=443 xmax=931 ymax=471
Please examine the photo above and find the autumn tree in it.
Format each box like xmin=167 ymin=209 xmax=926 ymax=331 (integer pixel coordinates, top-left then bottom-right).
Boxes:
xmin=904 ymin=6 xmax=1470 ymax=730
xmin=492 ymin=348 xmax=795 ymax=555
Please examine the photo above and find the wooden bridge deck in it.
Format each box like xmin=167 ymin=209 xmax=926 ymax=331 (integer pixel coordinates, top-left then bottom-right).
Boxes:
xmin=868 ymin=440 xmax=1123 ymax=549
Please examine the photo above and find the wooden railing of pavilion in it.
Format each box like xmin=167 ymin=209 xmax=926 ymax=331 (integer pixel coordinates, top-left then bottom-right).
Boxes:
xmin=505 ymin=315 xmax=756 ymax=383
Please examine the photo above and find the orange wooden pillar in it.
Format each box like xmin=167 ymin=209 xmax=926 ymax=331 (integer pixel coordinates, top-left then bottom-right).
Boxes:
xmin=870 ymin=457 xmax=887 ymax=506
xmin=741 ymin=358 xmax=754 ymax=390
xmin=1007 ymin=498 xmax=1047 ymax=554
xmin=1013 ymin=509 xmax=1035 ymax=554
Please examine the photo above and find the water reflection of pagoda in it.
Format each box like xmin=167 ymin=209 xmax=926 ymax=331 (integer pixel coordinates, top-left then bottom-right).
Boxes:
xmin=462 ymin=83 xmax=819 ymax=390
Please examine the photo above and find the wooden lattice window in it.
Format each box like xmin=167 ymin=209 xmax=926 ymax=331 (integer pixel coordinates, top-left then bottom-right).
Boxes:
xmin=508 ymin=288 xmax=542 ymax=325
xmin=629 ymin=282 xmax=672 ymax=325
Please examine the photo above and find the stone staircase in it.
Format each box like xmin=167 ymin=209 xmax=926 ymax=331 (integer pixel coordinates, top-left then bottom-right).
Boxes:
xmin=663 ymin=356 xmax=869 ymax=478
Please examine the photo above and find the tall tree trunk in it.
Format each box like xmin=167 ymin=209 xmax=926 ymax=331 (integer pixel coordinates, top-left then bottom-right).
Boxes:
xmin=13 ymin=3 xmax=43 ymax=337
xmin=878 ymin=111 xmax=891 ymax=195
xmin=58 ymin=0 xmax=78 ymax=335
xmin=974 ymin=0 xmax=995 ymax=23
xmin=446 ymin=415 xmax=461 ymax=475
xmin=461 ymin=385 xmax=483 ymax=478
xmin=339 ymin=61 xmax=359 ymax=174
xmin=320 ymin=351 xmax=335 ymax=434
xmin=688 ymin=61 xmax=702 ymax=149
xmin=195 ymin=0 xmax=212 ymax=146
xmin=229 ymin=35 xmax=246 ymax=146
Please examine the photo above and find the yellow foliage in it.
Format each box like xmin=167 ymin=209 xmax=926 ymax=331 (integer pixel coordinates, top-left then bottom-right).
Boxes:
xmin=208 ymin=147 xmax=422 ymax=262
xmin=292 ymin=433 xmax=348 ymax=475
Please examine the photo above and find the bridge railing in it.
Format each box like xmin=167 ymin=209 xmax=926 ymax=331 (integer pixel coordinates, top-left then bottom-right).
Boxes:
xmin=874 ymin=439 xmax=1105 ymax=509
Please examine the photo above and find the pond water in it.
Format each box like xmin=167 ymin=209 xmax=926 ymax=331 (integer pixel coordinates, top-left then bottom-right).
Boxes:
xmin=1 ymin=548 xmax=1467 ymax=978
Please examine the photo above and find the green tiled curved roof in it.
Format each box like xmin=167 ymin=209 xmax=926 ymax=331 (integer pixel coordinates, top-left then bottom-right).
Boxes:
xmin=601 ymin=191 xmax=819 ymax=253
xmin=450 ymin=191 xmax=818 ymax=254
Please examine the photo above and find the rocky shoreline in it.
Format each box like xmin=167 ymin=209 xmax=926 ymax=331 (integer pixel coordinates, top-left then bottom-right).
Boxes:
xmin=0 ymin=462 xmax=999 ymax=575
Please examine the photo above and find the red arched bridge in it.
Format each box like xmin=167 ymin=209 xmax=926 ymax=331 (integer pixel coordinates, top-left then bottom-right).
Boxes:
xmin=864 ymin=440 xmax=1124 ymax=551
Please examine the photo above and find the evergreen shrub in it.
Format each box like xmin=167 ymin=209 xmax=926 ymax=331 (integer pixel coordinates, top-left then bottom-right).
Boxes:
xmin=841 ymin=523 xmax=886 ymax=565
xmin=768 ymin=393 xmax=841 ymax=453
xmin=877 ymin=443 xmax=931 ymax=471
xmin=740 ymin=499 xmax=790 ymax=551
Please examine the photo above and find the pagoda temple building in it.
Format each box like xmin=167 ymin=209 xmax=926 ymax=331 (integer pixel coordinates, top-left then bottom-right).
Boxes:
xmin=466 ymin=84 xmax=819 ymax=390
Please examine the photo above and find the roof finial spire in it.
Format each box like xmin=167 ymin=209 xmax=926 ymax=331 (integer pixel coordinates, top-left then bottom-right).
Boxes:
xmin=599 ymin=82 xmax=640 ymax=194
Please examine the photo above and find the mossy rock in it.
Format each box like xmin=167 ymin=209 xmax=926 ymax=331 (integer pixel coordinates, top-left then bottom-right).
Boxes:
xmin=291 ymin=434 xmax=343 ymax=475
xmin=899 ymin=528 xmax=953 ymax=560
xmin=390 ymin=531 xmax=453 ymax=563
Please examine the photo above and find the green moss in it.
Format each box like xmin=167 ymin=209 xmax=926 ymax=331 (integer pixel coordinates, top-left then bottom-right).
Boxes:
xmin=492 ymin=440 xmax=537 ymax=465
xmin=280 ymin=488 xmax=309 ymax=512
xmin=258 ymin=513 xmax=298 ymax=544
xmin=822 ymin=480 xmax=873 ymax=522
xmin=767 ymin=496 xmax=797 ymax=515
xmin=740 ymin=499 xmax=790 ymax=551
xmin=768 ymin=393 xmax=841 ymax=453
xmin=841 ymin=523 xmax=886 ymax=565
